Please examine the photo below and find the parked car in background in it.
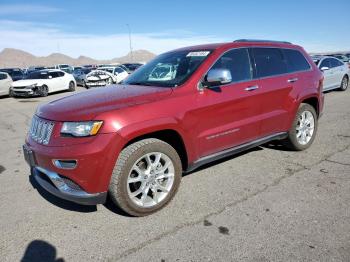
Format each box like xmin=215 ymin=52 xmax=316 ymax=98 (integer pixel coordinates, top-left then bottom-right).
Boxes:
xmin=83 ymin=64 xmax=98 ymax=70
xmin=85 ymin=69 xmax=120 ymax=88
xmin=10 ymin=69 xmax=76 ymax=97
xmin=0 ymin=68 xmax=25 ymax=81
xmin=54 ymin=64 xmax=74 ymax=74
xmin=0 ymin=72 xmax=12 ymax=96
xmin=24 ymin=40 xmax=324 ymax=216
xmin=98 ymin=66 xmax=129 ymax=82
xmin=332 ymin=54 xmax=350 ymax=63
xmin=27 ymin=66 xmax=47 ymax=74
xmin=122 ymin=63 xmax=143 ymax=73
xmin=73 ymin=67 xmax=91 ymax=87
xmin=312 ymin=56 xmax=349 ymax=91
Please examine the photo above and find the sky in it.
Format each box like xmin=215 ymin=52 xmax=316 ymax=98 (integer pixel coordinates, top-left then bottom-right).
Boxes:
xmin=0 ymin=0 xmax=349 ymax=59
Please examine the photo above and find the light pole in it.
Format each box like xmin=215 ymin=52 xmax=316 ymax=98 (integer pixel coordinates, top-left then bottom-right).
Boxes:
xmin=126 ymin=24 xmax=133 ymax=62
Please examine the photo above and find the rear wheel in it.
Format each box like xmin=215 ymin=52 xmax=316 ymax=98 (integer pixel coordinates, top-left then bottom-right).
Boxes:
xmin=339 ymin=75 xmax=348 ymax=91
xmin=283 ymin=103 xmax=318 ymax=151
xmin=109 ymin=138 xmax=182 ymax=216
xmin=68 ymin=81 xmax=75 ymax=91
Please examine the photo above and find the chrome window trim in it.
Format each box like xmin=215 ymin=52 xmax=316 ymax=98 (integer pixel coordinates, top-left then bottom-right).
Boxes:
xmin=198 ymin=46 xmax=313 ymax=90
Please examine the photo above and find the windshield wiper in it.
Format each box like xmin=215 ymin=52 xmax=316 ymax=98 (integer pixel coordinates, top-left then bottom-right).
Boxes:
xmin=126 ymin=82 xmax=154 ymax=86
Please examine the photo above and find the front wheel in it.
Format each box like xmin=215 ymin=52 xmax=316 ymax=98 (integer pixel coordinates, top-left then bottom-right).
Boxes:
xmin=39 ymin=85 xmax=48 ymax=97
xmin=282 ymin=103 xmax=318 ymax=151
xmin=339 ymin=75 xmax=348 ymax=91
xmin=109 ymin=138 xmax=182 ymax=216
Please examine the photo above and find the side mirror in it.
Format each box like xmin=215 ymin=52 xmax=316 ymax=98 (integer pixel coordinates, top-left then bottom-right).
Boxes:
xmin=204 ymin=69 xmax=232 ymax=87
xmin=321 ymin=66 xmax=329 ymax=71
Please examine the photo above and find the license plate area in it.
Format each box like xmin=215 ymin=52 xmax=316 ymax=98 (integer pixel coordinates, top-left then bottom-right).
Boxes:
xmin=23 ymin=145 xmax=36 ymax=167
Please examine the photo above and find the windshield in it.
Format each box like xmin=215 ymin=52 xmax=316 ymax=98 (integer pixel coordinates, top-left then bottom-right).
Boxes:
xmin=26 ymin=71 xmax=49 ymax=79
xmin=123 ymin=50 xmax=212 ymax=87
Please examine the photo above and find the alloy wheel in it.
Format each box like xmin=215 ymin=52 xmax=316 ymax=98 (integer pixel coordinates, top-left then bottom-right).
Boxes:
xmin=127 ymin=152 xmax=175 ymax=208
xmin=296 ymin=110 xmax=315 ymax=145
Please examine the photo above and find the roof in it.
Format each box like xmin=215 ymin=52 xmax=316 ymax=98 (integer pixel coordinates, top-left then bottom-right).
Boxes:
xmin=171 ymin=39 xmax=298 ymax=53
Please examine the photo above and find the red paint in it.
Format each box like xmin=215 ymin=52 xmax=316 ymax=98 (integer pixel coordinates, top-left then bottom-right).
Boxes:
xmin=26 ymin=41 xmax=324 ymax=194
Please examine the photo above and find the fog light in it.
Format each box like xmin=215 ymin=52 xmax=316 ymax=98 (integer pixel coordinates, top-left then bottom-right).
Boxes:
xmin=53 ymin=159 xmax=77 ymax=169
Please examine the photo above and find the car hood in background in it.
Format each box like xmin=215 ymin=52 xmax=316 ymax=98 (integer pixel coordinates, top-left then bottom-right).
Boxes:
xmin=12 ymin=79 xmax=48 ymax=87
xmin=36 ymin=84 xmax=173 ymax=121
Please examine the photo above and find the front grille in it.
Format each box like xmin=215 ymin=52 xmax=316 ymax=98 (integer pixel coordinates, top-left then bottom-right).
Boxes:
xmin=13 ymin=86 xmax=28 ymax=89
xmin=29 ymin=116 xmax=55 ymax=145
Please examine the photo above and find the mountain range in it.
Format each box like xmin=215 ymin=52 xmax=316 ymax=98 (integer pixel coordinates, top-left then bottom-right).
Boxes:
xmin=0 ymin=48 xmax=156 ymax=68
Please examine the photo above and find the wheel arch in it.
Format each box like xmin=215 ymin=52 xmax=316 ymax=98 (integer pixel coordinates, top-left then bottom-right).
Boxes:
xmin=301 ymin=96 xmax=319 ymax=117
xmin=119 ymin=126 xmax=190 ymax=171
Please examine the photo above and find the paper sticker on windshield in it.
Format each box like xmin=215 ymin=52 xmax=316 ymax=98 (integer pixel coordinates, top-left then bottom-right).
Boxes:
xmin=186 ymin=51 xmax=210 ymax=57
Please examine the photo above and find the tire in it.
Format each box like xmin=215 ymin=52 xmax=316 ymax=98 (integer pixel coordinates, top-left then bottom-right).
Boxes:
xmin=39 ymin=85 xmax=48 ymax=97
xmin=9 ymin=89 xmax=15 ymax=97
xmin=282 ymin=103 xmax=318 ymax=151
xmin=68 ymin=81 xmax=75 ymax=92
xmin=81 ymin=80 xmax=86 ymax=88
xmin=109 ymin=138 xmax=182 ymax=216
xmin=339 ymin=75 xmax=348 ymax=91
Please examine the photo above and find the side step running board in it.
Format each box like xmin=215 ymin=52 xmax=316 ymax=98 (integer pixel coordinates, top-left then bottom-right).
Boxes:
xmin=186 ymin=132 xmax=288 ymax=173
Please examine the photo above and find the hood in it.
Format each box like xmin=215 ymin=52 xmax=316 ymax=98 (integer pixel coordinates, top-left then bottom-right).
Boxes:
xmin=12 ymin=79 xmax=46 ymax=86
xmin=36 ymin=84 xmax=173 ymax=121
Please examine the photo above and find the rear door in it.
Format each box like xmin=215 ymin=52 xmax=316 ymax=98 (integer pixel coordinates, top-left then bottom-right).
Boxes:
xmin=48 ymin=72 xmax=61 ymax=92
xmin=319 ymin=58 xmax=336 ymax=90
xmin=251 ymin=47 xmax=294 ymax=136
xmin=56 ymin=71 xmax=67 ymax=90
xmin=329 ymin=58 xmax=346 ymax=86
xmin=194 ymin=48 xmax=262 ymax=157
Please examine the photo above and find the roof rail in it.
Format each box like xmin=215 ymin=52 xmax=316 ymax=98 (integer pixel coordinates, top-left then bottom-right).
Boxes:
xmin=234 ymin=39 xmax=292 ymax=44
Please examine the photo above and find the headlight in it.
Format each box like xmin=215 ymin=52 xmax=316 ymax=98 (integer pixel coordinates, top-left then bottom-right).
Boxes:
xmin=26 ymin=84 xmax=38 ymax=89
xmin=61 ymin=121 xmax=103 ymax=137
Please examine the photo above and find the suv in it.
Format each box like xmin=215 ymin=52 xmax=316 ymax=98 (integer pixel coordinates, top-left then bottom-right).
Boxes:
xmin=23 ymin=40 xmax=324 ymax=216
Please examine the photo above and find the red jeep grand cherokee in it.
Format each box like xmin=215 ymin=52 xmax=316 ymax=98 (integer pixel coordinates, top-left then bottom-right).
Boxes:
xmin=24 ymin=40 xmax=324 ymax=216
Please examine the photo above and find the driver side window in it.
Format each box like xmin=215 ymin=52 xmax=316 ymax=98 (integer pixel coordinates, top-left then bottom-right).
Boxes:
xmin=211 ymin=48 xmax=253 ymax=83
xmin=320 ymin=59 xmax=331 ymax=69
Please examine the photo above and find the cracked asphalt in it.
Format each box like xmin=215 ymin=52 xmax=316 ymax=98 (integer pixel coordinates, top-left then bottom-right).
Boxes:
xmin=0 ymin=87 xmax=349 ymax=261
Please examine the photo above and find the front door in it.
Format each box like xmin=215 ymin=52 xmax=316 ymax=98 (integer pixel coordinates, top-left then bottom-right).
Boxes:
xmin=191 ymin=48 xmax=262 ymax=158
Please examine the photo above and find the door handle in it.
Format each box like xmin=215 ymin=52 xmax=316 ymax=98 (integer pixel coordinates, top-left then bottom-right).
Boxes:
xmin=245 ymin=85 xmax=259 ymax=91
xmin=287 ymin=78 xmax=298 ymax=83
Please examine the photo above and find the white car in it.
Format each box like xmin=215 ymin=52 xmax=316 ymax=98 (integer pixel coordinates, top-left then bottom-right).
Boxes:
xmin=10 ymin=69 xmax=76 ymax=97
xmin=0 ymin=72 xmax=13 ymax=96
xmin=98 ymin=66 xmax=129 ymax=83
xmin=86 ymin=68 xmax=128 ymax=88
xmin=312 ymin=56 xmax=349 ymax=92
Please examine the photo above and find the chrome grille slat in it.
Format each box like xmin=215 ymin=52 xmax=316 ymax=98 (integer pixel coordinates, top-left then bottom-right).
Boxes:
xmin=29 ymin=116 xmax=55 ymax=145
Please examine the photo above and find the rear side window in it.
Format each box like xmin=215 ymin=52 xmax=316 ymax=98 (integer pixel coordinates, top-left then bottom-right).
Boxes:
xmin=50 ymin=72 xmax=60 ymax=78
xmin=330 ymin=58 xmax=343 ymax=68
xmin=211 ymin=48 xmax=253 ymax=83
xmin=253 ymin=48 xmax=287 ymax=78
xmin=58 ymin=72 xmax=65 ymax=77
xmin=283 ymin=49 xmax=311 ymax=72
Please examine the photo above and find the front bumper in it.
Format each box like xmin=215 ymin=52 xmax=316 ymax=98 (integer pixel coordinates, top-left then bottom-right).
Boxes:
xmin=33 ymin=166 xmax=107 ymax=205
xmin=11 ymin=87 xmax=35 ymax=97
xmin=24 ymin=132 xmax=124 ymax=203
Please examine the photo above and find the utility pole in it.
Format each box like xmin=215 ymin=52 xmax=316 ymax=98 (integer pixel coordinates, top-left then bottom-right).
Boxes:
xmin=126 ymin=24 xmax=133 ymax=62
